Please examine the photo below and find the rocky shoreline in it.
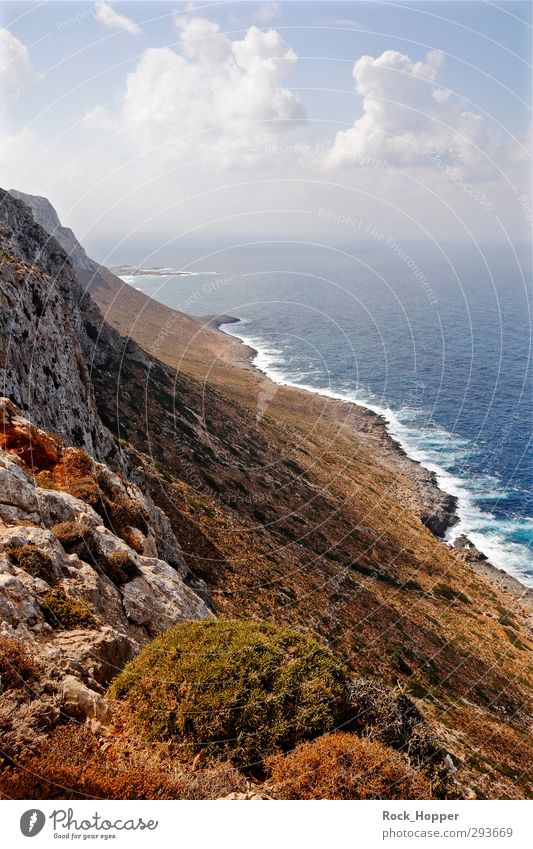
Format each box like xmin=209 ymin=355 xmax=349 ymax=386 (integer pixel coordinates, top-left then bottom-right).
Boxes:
xmin=212 ymin=314 xmax=533 ymax=602
xmin=212 ymin=314 xmax=458 ymax=533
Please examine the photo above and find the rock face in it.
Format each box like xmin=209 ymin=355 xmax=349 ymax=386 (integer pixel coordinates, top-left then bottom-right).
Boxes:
xmin=0 ymin=400 xmax=211 ymax=730
xmin=9 ymin=189 xmax=94 ymax=274
xmin=0 ymin=190 xmax=118 ymax=461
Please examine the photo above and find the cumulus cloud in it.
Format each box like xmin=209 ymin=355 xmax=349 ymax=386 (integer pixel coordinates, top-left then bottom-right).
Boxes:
xmin=173 ymin=14 xmax=231 ymax=63
xmin=256 ymin=3 xmax=282 ymax=23
xmin=325 ymin=49 xmax=497 ymax=172
xmin=81 ymin=104 xmax=116 ymax=130
xmin=118 ymin=16 xmax=305 ymax=166
xmin=94 ymin=2 xmax=141 ymax=36
xmin=0 ymin=28 xmax=40 ymax=93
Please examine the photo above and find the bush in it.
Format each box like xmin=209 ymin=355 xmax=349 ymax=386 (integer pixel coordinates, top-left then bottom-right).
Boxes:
xmin=40 ymin=589 xmax=98 ymax=630
xmin=34 ymin=470 xmax=61 ymax=491
xmin=109 ymin=497 xmax=149 ymax=535
xmin=0 ymin=723 xmax=248 ymax=800
xmin=8 ymin=545 xmax=56 ymax=584
xmin=0 ymin=724 xmax=182 ymax=800
xmin=266 ymin=732 xmax=430 ymax=799
xmin=51 ymin=521 xmax=87 ymax=550
xmin=51 ymin=523 xmax=140 ymax=586
xmin=433 ymin=583 xmax=470 ymax=605
xmin=345 ymin=678 xmax=451 ymax=795
xmin=109 ymin=620 xmax=350 ymax=768
xmin=0 ymin=637 xmax=36 ymax=691
xmin=67 ymin=476 xmax=101 ymax=507
xmin=63 ymin=447 xmax=94 ymax=479
xmin=104 ymin=550 xmax=141 ymax=585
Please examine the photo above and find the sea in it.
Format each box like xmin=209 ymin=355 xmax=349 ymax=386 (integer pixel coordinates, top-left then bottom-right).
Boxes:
xmin=120 ymin=240 xmax=533 ymax=586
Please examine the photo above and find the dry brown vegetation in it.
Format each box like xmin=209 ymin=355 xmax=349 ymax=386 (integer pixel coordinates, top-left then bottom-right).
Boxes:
xmin=0 ymin=724 xmax=247 ymax=800
xmin=85 ymin=268 xmax=533 ymax=799
xmin=267 ymin=732 xmax=430 ymax=799
xmin=51 ymin=521 xmax=140 ymax=586
xmin=109 ymin=620 xmax=351 ymax=769
xmin=7 ymin=545 xmax=56 ymax=583
xmin=0 ymin=637 xmax=37 ymax=691
xmin=40 ymin=588 xmax=98 ymax=630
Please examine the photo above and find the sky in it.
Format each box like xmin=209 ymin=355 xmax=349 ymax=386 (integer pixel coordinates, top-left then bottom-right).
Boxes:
xmin=0 ymin=1 xmax=531 ymax=262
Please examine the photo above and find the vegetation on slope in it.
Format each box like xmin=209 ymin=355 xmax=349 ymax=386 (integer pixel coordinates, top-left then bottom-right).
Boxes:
xmin=266 ymin=732 xmax=429 ymax=799
xmin=110 ymin=619 xmax=350 ymax=769
xmin=2 ymin=190 xmax=533 ymax=799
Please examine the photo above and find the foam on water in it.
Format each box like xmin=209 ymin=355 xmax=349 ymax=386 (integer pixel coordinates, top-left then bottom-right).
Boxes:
xmin=221 ymin=320 xmax=533 ymax=587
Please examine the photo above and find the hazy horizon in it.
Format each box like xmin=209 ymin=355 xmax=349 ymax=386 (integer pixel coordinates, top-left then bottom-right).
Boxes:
xmin=1 ymin=1 xmax=531 ymax=259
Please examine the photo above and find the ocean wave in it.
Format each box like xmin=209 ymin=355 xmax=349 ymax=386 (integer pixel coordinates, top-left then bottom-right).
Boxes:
xmin=221 ymin=320 xmax=533 ymax=586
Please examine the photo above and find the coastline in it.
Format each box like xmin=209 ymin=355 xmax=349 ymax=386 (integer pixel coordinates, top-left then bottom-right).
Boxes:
xmin=213 ymin=315 xmax=533 ymax=606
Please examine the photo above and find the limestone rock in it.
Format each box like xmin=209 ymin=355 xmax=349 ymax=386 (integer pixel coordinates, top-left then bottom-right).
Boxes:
xmin=122 ymin=558 xmax=213 ymax=635
xmin=0 ymin=401 xmax=212 ymax=729
xmin=61 ymin=675 xmax=112 ymax=724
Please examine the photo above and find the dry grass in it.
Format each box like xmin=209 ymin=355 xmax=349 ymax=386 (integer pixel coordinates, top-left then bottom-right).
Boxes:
xmin=40 ymin=589 xmax=98 ymax=630
xmin=0 ymin=637 xmax=37 ymax=691
xmin=267 ymin=732 xmax=430 ymax=799
xmin=5 ymin=266 xmax=530 ymax=798
xmin=8 ymin=545 xmax=57 ymax=584
xmin=0 ymin=724 xmax=247 ymax=800
xmin=51 ymin=521 xmax=141 ymax=586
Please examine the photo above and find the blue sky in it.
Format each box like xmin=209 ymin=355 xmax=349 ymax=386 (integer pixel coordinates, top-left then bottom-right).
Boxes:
xmin=3 ymin=2 xmax=531 ymax=133
xmin=0 ymin=2 xmax=531 ymax=254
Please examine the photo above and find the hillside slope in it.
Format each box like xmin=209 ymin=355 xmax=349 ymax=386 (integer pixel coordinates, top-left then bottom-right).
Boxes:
xmin=1 ymin=189 xmax=532 ymax=800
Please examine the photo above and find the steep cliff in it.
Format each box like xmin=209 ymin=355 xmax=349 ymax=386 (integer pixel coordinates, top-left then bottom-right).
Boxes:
xmin=9 ymin=190 xmax=94 ymax=275
xmin=1 ymin=188 xmax=532 ymax=801
xmin=0 ymin=191 xmax=118 ymax=461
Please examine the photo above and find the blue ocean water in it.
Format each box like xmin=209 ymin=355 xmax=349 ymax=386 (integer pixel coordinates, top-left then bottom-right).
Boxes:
xmin=123 ymin=241 xmax=533 ymax=585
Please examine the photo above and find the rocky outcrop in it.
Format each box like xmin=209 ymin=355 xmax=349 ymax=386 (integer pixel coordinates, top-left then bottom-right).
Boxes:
xmin=0 ymin=400 xmax=211 ymax=739
xmin=369 ymin=426 xmax=459 ymax=537
xmin=9 ymin=189 xmax=94 ymax=274
xmin=0 ymin=190 xmax=118 ymax=461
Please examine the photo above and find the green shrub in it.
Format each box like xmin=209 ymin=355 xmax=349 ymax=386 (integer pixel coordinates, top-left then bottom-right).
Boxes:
xmin=433 ymin=583 xmax=470 ymax=605
xmin=40 ymin=589 xmax=98 ymax=630
xmin=8 ymin=545 xmax=56 ymax=583
xmin=109 ymin=620 xmax=350 ymax=768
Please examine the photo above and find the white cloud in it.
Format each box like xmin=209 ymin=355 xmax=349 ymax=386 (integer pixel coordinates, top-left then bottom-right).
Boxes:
xmin=94 ymin=2 xmax=141 ymax=36
xmin=119 ymin=17 xmax=305 ymax=166
xmin=81 ymin=104 xmax=116 ymax=130
xmin=174 ymin=14 xmax=231 ymax=63
xmin=0 ymin=28 xmax=40 ymax=93
xmin=330 ymin=18 xmax=360 ymax=28
xmin=325 ymin=49 xmax=497 ymax=172
xmin=256 ymin=3 xmax=282 ymax=23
